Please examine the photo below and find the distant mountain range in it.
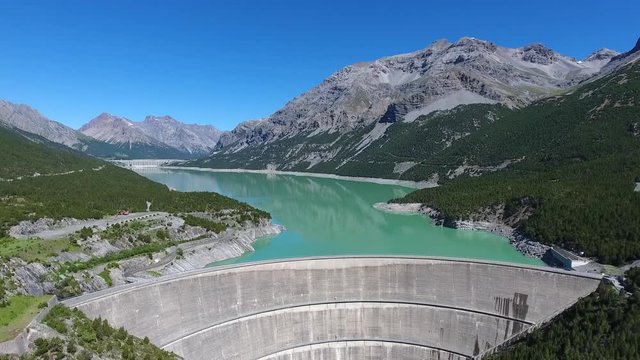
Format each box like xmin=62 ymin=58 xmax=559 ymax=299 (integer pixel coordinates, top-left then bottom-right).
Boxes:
xmin=198 ymin=37 xmax=637 ymax=173
xmin=0 ymin=100 xmax=222 ymax=159
xmin=1 ymin=35 xmax=638 ymax=167
xmin=80 ymin=113 xmax=222 ymax=158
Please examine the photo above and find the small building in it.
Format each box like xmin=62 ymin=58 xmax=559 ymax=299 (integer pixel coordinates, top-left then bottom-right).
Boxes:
xmin=548 ymin=246 xmax=590 ymax=270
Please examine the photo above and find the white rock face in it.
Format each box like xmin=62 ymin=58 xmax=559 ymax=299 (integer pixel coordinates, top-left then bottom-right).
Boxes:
xmin=403 ymin=90 xmax=497 ymax=123
xmin=217 ymin=37 xmax=619 ymax=153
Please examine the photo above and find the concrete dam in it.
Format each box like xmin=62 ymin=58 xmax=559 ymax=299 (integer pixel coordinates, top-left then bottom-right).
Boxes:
xmin=64 ymin=257 xmax=601 ymax=359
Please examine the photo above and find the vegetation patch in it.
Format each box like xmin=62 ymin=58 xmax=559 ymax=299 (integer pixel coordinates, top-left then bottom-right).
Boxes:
xmin=182 ymin=214 xmax=226 ymax=233
xmin=20 ymin=305 xmax=178 ymax=359
xmin=0 ymin=237 xmax=79 ymax=263
xmin=98 ymin=269 xmax=113 ymax=287
xmin=61 ymin=241 xmax=176 ymax=275
xmin=397 ymin=156 xmax=640 ymax=264
xmin=0 ymin=295 xmax=51 ymax=342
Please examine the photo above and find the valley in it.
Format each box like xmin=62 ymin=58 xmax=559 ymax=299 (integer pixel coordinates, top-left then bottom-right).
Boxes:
xmin=0 ymin=27 xmax=639 ymax=359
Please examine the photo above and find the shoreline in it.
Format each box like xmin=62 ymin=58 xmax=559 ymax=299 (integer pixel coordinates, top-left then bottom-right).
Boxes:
xmin=374 ymin=202 xmax=550 ymax=259
xmin=128 ymin=221 xmax=285 ymax=277
xmin=160 ymin=166 xmax=436 ymax=189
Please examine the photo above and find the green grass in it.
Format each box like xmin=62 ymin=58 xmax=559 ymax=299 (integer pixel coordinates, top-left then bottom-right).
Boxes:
xmin=0 ymin=237 xmax=80 ymax=262
xmin=98 ymin=269 xmax=113 ymax=287
xmin=0 ymin=295 xmax=52 ymax=342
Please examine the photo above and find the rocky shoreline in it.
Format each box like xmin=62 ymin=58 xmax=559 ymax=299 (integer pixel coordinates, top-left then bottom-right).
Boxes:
xmin=374 ymin=202 xmax=550 ymax=259
xmin=138 ymin=221 xmax=285 ymax=276
xmin=2 ymin=216 xmax=285 ymax=300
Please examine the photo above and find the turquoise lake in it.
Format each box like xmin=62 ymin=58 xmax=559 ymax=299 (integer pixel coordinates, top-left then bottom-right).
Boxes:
xmin=141 ymin=169 xmax=544 ymax=267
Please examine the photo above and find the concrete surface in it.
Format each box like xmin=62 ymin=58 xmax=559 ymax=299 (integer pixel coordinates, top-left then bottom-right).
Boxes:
xmin=65 ymin=256 xmax=601 ymax=359
xmin=260 ymin=341 xmax=467 ymax=360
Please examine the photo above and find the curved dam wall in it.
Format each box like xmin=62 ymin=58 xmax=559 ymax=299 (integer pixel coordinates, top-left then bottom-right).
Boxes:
xmin=64 ymin=257 xmax=601 ymax=359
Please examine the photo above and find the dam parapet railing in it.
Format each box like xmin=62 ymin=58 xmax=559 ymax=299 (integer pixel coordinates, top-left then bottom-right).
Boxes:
xmin=64 ymin=256 xmax=602 ymax=360
xmin=108 ymin=159 xmax=185 ymax=169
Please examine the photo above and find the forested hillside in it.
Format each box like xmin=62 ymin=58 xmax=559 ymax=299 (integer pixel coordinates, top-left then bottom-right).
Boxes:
xmin=0 ymin=126 xmax=100 ymax=179
xmin=0 ymin=126 xmax=268 ymax=236
xmin=398 ymin=60 xmax=640 ymax=264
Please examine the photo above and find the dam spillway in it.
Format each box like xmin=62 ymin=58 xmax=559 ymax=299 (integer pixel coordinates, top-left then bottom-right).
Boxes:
xmin=64 ymin=257 xmax=601 ymax=359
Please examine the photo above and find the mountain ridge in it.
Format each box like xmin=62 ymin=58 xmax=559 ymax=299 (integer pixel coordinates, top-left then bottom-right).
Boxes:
xmin=0 ymin=98 xmax=223 ymax=159
xmin=198 ymin=36 xmax=634 ymax=174
xmin=79 ymin=112 xmax=223 ymax=158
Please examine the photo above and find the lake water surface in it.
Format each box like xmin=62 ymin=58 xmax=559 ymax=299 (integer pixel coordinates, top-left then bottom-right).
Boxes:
xmin=141 ymin=169 xmax=544 ymax=267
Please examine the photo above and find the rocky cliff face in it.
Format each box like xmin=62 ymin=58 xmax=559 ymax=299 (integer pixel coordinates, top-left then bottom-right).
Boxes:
xmin=80 ymin=113 xmax=223 ymax=158
xmin=201 ymin=36 xmax=622 ymax=172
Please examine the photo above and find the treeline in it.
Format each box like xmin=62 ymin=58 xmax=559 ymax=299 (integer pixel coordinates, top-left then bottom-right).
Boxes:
xmin=488 ymin=272 xmax=640 ymax=359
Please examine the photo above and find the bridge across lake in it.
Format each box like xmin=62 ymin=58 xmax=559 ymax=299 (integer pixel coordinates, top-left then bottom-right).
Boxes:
xmin=65 ymin=256 xmax=601 ymax=360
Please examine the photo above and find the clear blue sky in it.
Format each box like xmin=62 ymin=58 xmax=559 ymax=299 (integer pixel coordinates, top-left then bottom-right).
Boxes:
xmin=0 ymin=0 xmax=638 ymax=130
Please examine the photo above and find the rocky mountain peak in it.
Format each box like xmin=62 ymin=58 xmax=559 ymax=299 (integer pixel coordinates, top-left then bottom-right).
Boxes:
xmin=143 ymin=115 xmax=178 ymax=124
xmin=631 ymin=36 xmax=640 ymax=54
xmin=601 ymin=37 xmax=640 ymax=74
xmin=584 ymin=48 xmax=620 ymax=62
xmin=80 ymin=113 xmax=152 ymax=146
xmin=79 ymin=113 xmax=224 ymax=157
xmin=81 ymin=113 xmax=133 ymax=129
xmin=520 ymin=43 xmax=558 ymax=64
xmin=213 ymin=35 xmax=622 ymax=162
xmin=450 ymin=37 xmax=497 ymax=53
xmin=430 ymin=38 xmax=452 ymax=48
